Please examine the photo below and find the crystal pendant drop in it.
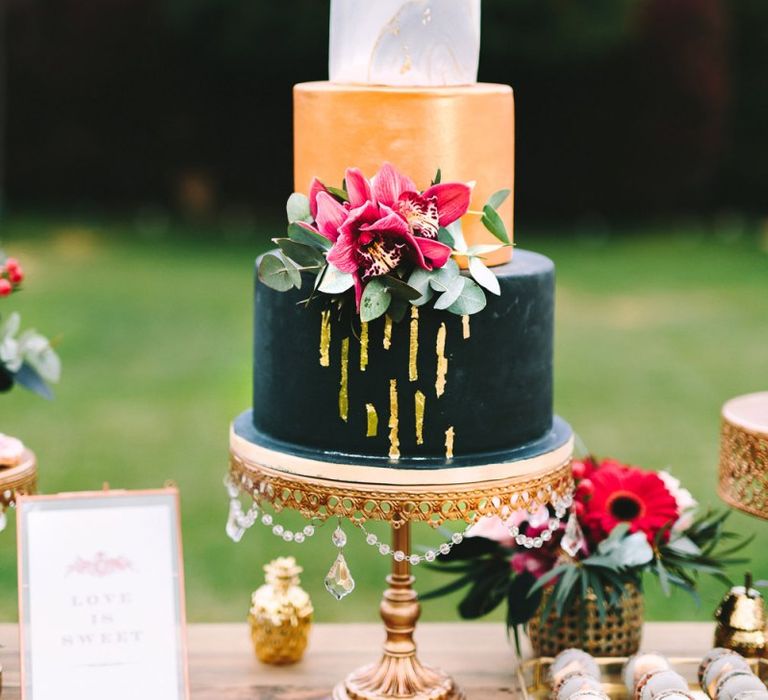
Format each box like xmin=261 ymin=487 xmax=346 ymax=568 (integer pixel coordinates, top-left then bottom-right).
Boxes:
xmin=560 ymin=511 xmax=586 ymax=557
xmin=0 ymin=509 xmax=6 ymax=533
xmin=331 ymin=525 xmax=347 ymax=548
xmin=225 ymin=500 xmax=245 ymax=543
xmin=324 ymin=552 xmax=355 ymax=600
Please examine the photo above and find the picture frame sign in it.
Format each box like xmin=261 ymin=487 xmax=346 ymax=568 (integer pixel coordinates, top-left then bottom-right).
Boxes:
xmin=16 ymin=488 xmax=189 ymax=700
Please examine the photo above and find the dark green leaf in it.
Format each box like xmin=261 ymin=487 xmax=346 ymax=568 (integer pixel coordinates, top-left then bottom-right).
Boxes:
xmin=438 ymin=536 xmax=502 ymax=561
xmin=327 ymin=185 xmax=349 ymax=203
xmin=458 ymin=564 xmax=510 ymax=618
xmin=287 ymin=222 xmax=332 ymax=251
xmin=387 ymin=298 xmax=409 ymax=323
xmin=382 ymin=275 xmax=422 ymax=301
xmin=481 ymin=204 xmax=510 ymax=245
xmin=432 ymin=168 xmax=442 ymax=185
xmin=420 ymin=571 xmax=476 ymax=601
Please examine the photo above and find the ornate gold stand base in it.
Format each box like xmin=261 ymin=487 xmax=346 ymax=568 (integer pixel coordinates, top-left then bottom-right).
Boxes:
xmin=332 ymin=521 xmax=465 ymax=700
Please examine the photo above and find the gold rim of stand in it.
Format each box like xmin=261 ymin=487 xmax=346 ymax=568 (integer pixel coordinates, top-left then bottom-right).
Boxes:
xmin=229 ymin=443 xmax=573 ymax=527
xmin=0 ymin=449 xmax=37 ymax=509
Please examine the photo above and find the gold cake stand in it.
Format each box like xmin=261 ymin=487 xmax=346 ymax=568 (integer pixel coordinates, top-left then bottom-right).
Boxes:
xmin=0 ymin=449 xmax=37 ymax=696
xmin=230 ymin=428 xmax=574 ymax=700
xmin=718 ymin=392 xmax=768 ymax=520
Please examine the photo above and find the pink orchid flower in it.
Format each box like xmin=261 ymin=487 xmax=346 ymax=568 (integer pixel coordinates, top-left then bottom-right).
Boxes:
xmin=304 ymin=165 xmax=464 ymax=309
xmin=326 ymin=199 xmax=440 ymax=309
xmin=371 ymin=162 xmax=472 ymax=240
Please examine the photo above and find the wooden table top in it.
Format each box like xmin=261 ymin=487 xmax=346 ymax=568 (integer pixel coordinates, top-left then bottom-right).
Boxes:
xmin=0 ymin=621 xmax=715 ymax=699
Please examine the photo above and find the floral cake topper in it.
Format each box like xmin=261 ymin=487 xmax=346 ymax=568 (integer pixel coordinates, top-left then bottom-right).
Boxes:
xmin=258 ymin=163 xmax=511 ymax=322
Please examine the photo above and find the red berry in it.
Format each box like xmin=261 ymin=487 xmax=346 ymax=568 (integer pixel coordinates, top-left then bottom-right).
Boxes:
xmin=0 ymin=279 xmax=12 ymax=296
xmin=4 ymin=258 xmax=19 ymax=272
xmin=8 ymin=268 xmax=23 ymax=284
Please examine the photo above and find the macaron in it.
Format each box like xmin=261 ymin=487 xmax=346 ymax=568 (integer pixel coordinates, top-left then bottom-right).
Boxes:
xmin=635 ymin=669 xmax=689 ymax=700
xmin=624 ymin=652 xmax=672 ymax=693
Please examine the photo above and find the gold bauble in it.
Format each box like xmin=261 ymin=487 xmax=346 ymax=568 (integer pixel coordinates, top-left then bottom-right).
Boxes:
xmin=714 ymin=573 xmax=767 ymax=658
xmin=248 ymin=556 xmax=313 ymax=665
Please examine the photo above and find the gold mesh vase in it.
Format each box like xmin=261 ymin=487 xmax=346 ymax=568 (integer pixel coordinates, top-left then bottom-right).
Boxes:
xmin=527 ymin=583 xmax=644 ymax=657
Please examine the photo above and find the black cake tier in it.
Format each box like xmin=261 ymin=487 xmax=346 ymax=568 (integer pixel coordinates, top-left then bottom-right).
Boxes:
xmin=251 ymin=249 xmax=558 ymax=467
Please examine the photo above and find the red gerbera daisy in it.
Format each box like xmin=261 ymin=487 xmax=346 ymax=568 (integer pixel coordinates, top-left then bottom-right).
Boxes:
xmin=581 ymin=465 xmax=679 ymax=543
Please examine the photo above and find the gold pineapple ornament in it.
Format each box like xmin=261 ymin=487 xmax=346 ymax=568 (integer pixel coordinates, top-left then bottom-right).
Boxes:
xmin=714 ymin=572 xmax=767 ymax=657
xmin=249 ymin=556 xmax=313 ymax=665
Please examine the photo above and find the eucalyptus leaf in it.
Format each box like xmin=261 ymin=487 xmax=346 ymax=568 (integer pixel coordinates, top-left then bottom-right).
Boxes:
xmin=466 ymin=243 xmax=504 ymax=257
xmin=317 ymin=263 xmax=354 ymax=294
xmin=437 ymin=226 xmax=455 ymax=248
xmin=360 ymin=278 xmax=391 ymax=322
xmin=382 ymin=275 xmax=422 ymax=301
xmin=446 ymin=220 xmax=468 ymax=253
xmin=433 ymin=276 xmax=465 ymax=310
xmin=446 ymin=277 xmax=487 ymax=315
xmin=428 ymin=259 xmax=460 ymax=293
xmin=407 ymin=268 xmax=435 ymax=306
xmin=487 ymin=188 xmax=511 ymax=210
xmin=274 ymin=238 xmax=324 ymax=267
xmin=481 ymin=204 xmax=511 ymax=245
xmin=468 ymin=257 xmax=501 ymax=296
xmin=286 ymin=192 xmax=312 ymax=224
xmin=287 ymin=222 xmax=332 ymax=251
xmin=258 ymin=253 xmax=300 ymax=292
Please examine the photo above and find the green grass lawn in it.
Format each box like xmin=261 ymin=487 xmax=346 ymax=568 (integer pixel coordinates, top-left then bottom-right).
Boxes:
xmin=0 ymin=215 xmax=766 ymax=626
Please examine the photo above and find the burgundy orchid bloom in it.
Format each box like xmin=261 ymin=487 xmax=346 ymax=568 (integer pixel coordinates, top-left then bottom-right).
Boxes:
xmin=327 ymin=201 xmax=447 ymax=310
xmin=301 ymin=164 xmax=462 ymax=309
xmin=372 ymin=162 xmax=472 ymax=240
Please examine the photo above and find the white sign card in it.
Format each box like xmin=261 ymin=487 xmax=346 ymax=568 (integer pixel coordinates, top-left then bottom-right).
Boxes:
xmin=17 ymin=488 xmax=189 ymax=700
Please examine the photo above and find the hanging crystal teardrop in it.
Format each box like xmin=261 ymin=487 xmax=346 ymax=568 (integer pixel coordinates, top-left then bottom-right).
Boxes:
xmin=560 ymin=511 xmax=586 ymax=557
xmin=225 ymin=500 xmax=245 ymax=543
xmin=324 ymin=551 xmax=355 ymax=600
xmin=331 ymin=524 xmax=347 ymax=548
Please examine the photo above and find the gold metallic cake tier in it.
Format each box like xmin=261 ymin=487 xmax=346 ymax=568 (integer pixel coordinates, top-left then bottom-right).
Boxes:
xmin=293 ymin=82 xmax=515 ymax=267
xmin=719 ymin=391 xmax=768 ymax=520
xmin=0 ymin=449 xmax=37 ymax=510
xmin=230 ymin=424 xmax=573 ymax=527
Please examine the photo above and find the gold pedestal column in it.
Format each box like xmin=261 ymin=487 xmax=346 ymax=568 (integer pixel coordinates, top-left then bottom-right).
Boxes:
xmin=333 ymin=521 xmax=463 ymax=700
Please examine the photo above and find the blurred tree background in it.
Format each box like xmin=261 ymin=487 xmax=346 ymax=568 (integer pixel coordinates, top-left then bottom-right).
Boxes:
xmin=2 ymin=0 xmax=767 ymax=222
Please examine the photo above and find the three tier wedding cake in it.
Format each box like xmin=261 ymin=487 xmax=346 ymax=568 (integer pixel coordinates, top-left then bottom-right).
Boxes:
xmin=233 ymin=0 xmax=573 ymax=471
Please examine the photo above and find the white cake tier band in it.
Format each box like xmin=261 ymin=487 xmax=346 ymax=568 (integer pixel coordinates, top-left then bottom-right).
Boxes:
xmin=329 ymin=0 xmax=481 ymax=86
